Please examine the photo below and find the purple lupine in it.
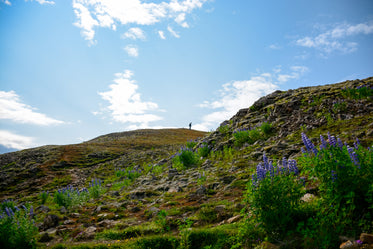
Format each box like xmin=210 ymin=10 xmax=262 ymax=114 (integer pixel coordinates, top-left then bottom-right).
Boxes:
xmin=262 ymin=153 xmax=269 ymax=170
xmin=347 ymin=145 xmax=359 ymax=166
xmin=301 ymin=133 xmax=318 ymax=155
xmin=327 ymin=132 xmax=337 ymax=147
xmin=251 ymin=174 xmax=257 ymax=188
xmin=288 ymin=160 xmax=299 ymax=175
xmin=269 ymin=161 xmax=275 ymax=177
xmin=337 ymin=137 xmax=344 ymax=150
xmin=5 ymin=207 xmax=12 ymax=217
xmin=320 ymin=135 xmax=327 ymax=150
xmin=29 ymin=206 xmax=34 ymax=217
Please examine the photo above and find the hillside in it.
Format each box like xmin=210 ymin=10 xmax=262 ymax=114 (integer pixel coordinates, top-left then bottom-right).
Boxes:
xmin=0 ymin=77 xmax=373 ymax=249
xmin=0 ymin=129 xmax=207 ymax=200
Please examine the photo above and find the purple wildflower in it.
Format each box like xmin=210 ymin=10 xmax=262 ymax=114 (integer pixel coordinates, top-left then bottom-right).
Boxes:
xmin=328 ymin=132 xmax=337 ymax=147
xmin=320 ymin=135 xmax=327 ymax=150
xmin=347 ymin=145 xmax=359 ymax=166
xmin=301 ymin=133 xmax=318 ymax=155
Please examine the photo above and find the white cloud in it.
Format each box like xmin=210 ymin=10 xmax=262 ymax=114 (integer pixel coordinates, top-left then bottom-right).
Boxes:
xmin=0 ymin=130 xmax=34 ymax=150
xmin=175 ymin=13 xmax=189 ymax=28
xmin=0 ymin=90 xmax=65 ymax=126
xmin=269 ymin=44 xmax=281 ymax=50
xmin=277 ymin=66 xmax=308 ymax=83
xmin=122 ymin=27 xmax=146 ymax=40
xmin=158 ymin=30 xmax=166 ymax=39
xmin=124 ymin=44 xmax=139 ymax=57
xmin=98 ymin=70 xmax=163 ymax=127
xmin=3 ymin=0 xmax=55 ymax=5
xmin=296 ymin=21 xmax=373 ymax=54
xmin=167 ymin=25 xmax=180 ymax=38
xmin=196 ymin=67 xmax=308 ymax=131
xmin=72 ymin=0 xmax=208 ymax=43
xmin=32 ymin=0 xmax=55 ymax=4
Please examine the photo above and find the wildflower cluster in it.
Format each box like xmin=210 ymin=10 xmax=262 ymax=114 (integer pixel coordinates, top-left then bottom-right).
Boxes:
xmin=299 ymin=132 xmax=373 ymax=247
xmin=0 ymin=201 xmax=37 ymax=249
xmin=197 ymin=141 xmax=211 ymax=158
xmin=246 ymin=154 xmax=304 ymax=240
xmin=252 ymin=154 xmax=299 ymax=187
xmin=115 ymin=167 xmax=142 ymax=180
xmin=88 ymin=178 xmax=105 ymax=199
xmin=172 ymin=145 xmax=199 ymax=169
xmin=341 ymin=84 xmax=373 ymax=99
xmin=53 ymin=185 xmax=89 ymax=208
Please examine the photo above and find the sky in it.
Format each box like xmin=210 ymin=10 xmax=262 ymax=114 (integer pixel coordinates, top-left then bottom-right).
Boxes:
xmin=1 ymin=0 xmax=373 ymax=153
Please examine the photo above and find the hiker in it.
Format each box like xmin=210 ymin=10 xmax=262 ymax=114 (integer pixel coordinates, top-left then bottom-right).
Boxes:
xmin=189 ymin=122 xmax=192 ymax=130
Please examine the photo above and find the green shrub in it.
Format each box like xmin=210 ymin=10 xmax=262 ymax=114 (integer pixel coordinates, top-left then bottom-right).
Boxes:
xmin=155 ymin=210 xmax=170 ymax=233
xmin=233 ymin=127 xmax=263 ymax=147
xmin=246 ymin=154 xmax=304 ymax=241
xmin=341 ymin=85 xmax=373 ymax=99
xmin=298 ymin=133 xmax=373 ymax=247
xmin=184 ymin=228 xmax=233 ymax=249
xmin=53 ymin=186 xmax=89 ymax=209
xmin=0 ymin=205 xmax=38 ymax=249
xmin=134 ymin=235 xmax=179 ymax=249
xmin=39 ymin=191 xmax=49 ymax=205
xmin=172 ymin=147 xmax=199 ymax=170
xmin=198 ymin=143 xmax=210 ymax=158
xmin=260 ymin=122 xmax=272 ymax=135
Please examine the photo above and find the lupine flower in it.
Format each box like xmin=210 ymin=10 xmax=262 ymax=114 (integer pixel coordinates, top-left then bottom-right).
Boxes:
xmin=301 ymin=133 xmax=318 ymax=155
xmin=327 ymin=132 xmax=337 ymax=147
xmin=347 ymin=145 xmax=359 ymax=166
xmin=320 ymin=135 xmax=327 ymax=150
xmin=5 ymin=207 xmax=12 ymax=217
xmin=337 ymin=137 xmax=344 ymax=150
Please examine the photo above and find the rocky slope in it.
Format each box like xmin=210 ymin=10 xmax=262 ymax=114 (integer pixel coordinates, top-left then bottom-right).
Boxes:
xmin=0 ymin=77 xmax=372 ymax=248
xmin=0 ymin=129 xmax=206 ymax=200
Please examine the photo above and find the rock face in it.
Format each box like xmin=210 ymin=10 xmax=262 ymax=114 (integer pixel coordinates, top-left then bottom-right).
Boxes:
xmin=198 ymin=77 xmax=373 ymax=160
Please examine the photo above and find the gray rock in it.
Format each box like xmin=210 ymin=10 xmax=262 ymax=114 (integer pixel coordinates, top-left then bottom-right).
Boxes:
xmin=41 ymin=214 xmax=59 ymax=231
xmin=195 ymin=185 xmax=207 ymax=195
xmin=39 ymin=232 xmax=53 ymax=242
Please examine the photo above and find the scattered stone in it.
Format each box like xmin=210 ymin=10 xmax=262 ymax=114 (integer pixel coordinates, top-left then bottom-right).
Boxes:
xmin=70 ymin=213 xmax=80 ymax=218
xmin=59 ymin=206 xmax=67 ymax=214
xmin=301 ymin=193 xmax=316 ymax=203
xmin=207 ymin=182 xmax=220 ymax=190
xmin=75 ymin=226 xmax=97 ymax=241
xmin=168 ymin=169 xmax=179 ymax=179
xmin=361 ymin=233 xmax=373 ymax=244
xmin=111 ymin=191 xmax=120 ymax=197
xmin=214 ymin=205 xmax=226 ymax=214
xmin=94 ymin=206 xmax=102 ymax=213
xmin=227 ymin=215 xmax=241 ymax=224
xmin=63 ymin=219 xmax=75 ymax=225
xmin=340 ymin=240 xmax=359 ymax=249
xmin=131 ymin=206 xmax=141 ymax=213
xmin=40 ymin=214 xmax=59 ymax=231
xmin=39 ymin=232 xmax=53 ymax=242
xmin=195 ymin=185 xmax=207 ymax=195
xmin=220 ymin=175 xmax=236 ymax=184
xmin=36 ymin=205 xmax=50 ymax=213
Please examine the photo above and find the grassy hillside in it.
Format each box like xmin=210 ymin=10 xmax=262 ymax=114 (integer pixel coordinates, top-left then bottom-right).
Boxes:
xmin=0 ymin=77 xmax=372 ymax=249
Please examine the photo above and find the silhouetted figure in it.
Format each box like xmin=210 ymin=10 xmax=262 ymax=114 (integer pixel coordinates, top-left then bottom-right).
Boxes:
xmin=189 ymin=122 xmax=192 ymax=130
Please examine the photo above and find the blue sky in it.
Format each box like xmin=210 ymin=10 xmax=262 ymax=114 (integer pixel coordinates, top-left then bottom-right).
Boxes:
xmin=1 ymin=0 xmax=373 ymax=153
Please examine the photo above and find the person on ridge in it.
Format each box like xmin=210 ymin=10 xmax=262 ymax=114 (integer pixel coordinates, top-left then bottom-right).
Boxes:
xmin=189 ymin=122 xmax=192 ymax=130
